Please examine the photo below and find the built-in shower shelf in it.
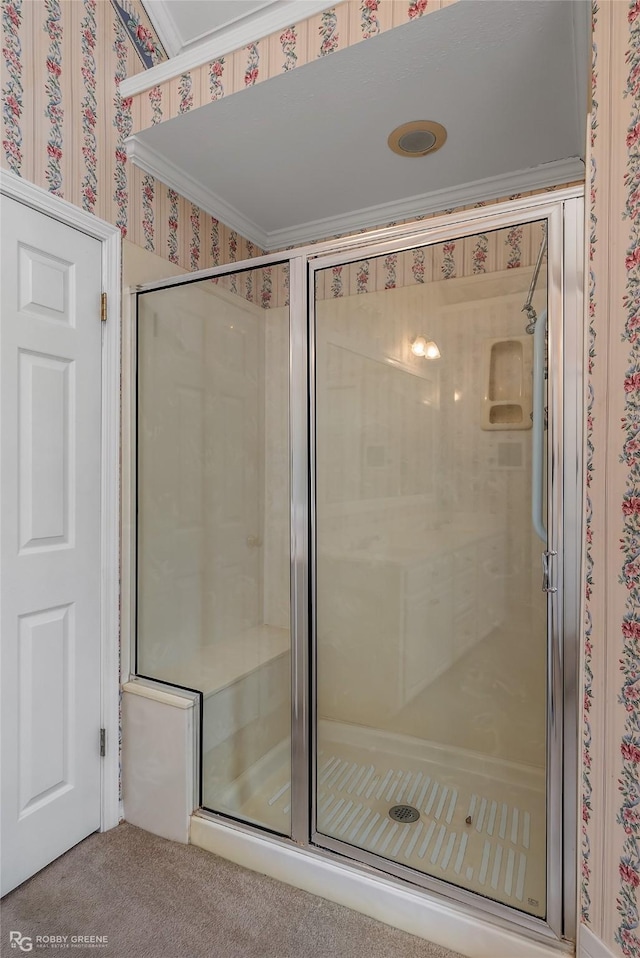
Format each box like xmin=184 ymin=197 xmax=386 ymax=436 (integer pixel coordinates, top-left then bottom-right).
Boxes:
xmin=482 ymin=336 xmax=533 ymax=431
xmin=151 ymin=624 xmax=290 ymax=697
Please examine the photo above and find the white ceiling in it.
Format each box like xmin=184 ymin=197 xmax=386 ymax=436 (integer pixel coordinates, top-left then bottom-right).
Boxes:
xmin=143 ymin=0 xmax=305 ymax=57
xmin=129 ymin=0 xmax=588 ymax=251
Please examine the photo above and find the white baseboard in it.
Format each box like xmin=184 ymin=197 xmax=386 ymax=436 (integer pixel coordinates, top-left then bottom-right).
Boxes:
xmin=190 ymin=815 xmax=572 ymax=958
xmin=578 ymin=925 xmax=618 ymax=958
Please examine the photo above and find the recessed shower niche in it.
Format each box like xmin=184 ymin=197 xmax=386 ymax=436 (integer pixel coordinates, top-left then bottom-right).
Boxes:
xmin=482 ymin=336 xmax=533 ymax=430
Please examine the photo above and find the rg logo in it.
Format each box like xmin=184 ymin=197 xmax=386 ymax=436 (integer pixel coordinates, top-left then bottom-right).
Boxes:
xmin=9 ymin=932 xmax=33 ymax=952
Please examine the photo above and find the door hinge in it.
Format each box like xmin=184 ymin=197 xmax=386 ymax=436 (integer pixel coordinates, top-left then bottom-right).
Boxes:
xmin=100 ymin=728 xmax=106 ymax=757
xmin=100 ymin=292 xmax=107 ymax=323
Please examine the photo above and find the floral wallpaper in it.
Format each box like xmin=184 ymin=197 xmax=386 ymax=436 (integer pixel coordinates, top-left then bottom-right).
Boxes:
xmin=1 ymin=0 xmax=21 ymax=174
xmin=0 ymin=0 xmax=263 ymax=272
xmin=582 ymin=3 xmax=640 ymax=956
xmin=4 ymin=2 xmax=637 ymax=951
xmin=185 ymin=215 xmax=551 ymax=310
xmin=312 ymin=220 xmax=547 ymax=303
xmin=43 ymin=0 xmax=63 ymax=195
xmin=129 ymin=0 xmax=460 ymax=135
xmin=80 ymin=0 xmax=98 ymax=212
xmin=0 ymin=0 xmax=464 ymax=277
xmin=0 ymin=0 xmax=560 ymax=291
xmin=582 ymin=0 xmax=599 ymax=928
xmin=617 ymin=1 xmax=640 ymax=953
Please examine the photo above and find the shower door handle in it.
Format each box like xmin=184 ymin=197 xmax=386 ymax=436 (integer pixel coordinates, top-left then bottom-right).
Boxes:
xmin=542 ymin=550 xmax=557 ymax=593
xmin=532 ymin=309 xmax=547 ymax=542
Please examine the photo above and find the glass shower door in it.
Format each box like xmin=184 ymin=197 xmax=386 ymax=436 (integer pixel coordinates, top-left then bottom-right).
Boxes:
xmin=136 ymin=262 xmax=292 ymax=835
xmin=313 ymin=222 xmax=549 ymax=916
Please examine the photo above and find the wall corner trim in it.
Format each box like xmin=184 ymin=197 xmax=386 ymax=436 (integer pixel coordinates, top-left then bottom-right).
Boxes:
xmin=138 ymin=0 xmax=182 ymax=59
xmin=120 ymin=1 xmax=334 ymax=97
xmin=578 ymin=925 xmax=619 ymax=958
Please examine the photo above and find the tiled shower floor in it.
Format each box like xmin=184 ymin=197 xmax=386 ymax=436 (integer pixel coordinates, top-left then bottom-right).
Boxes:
xmin=206 ymin=723 xmax=546 ymax=918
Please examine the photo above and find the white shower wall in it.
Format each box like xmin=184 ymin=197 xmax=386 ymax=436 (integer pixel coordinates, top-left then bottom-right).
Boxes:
xmin=137 ymin=281 xmax=290 ymax=683
xmin=263 ymin=306 xmax=291 ymax=631
xmin=137 ymin=257 xmax=546 ymax=770
xmin=313 ymin=266 xmax=546 ymax=767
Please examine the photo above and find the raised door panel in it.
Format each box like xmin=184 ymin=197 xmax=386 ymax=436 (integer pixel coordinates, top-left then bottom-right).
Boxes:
xmin=18 ymin=244 xmax=75 ymax=325
xmin=18 ymin=351 xmax=73 ymax=551
xmin=18 ymin=605 xmax=74 ymax=816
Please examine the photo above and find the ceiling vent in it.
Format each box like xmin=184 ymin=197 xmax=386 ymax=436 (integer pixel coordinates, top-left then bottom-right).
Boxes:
xmin=388 ymin=120 xmax=447 ymax=157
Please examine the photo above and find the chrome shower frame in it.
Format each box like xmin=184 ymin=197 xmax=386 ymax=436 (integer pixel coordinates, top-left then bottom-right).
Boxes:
xmin=127 ymin=187 xmax=584 ymax=949
xmin=307 ymin=190 xmax=583 ymax=947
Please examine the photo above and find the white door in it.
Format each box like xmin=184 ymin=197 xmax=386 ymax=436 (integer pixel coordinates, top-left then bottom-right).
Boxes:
xmin=1 ymin=195 xmax=103 ymax=895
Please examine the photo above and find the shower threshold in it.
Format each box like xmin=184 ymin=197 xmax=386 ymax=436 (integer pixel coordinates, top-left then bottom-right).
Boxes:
xmin=203 ymin=721 xmax=546 ymax=917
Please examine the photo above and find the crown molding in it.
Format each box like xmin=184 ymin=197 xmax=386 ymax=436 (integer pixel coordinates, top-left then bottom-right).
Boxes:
xmin=126 ymin=135 xmax=271 ymax=249
xmin=266 ymin=157 xmax=585 ymax=249
xmin=126 ymin=137 xmax=584 ymax=252
xmin=178 ymin=1 xmax=280 ymax=55
xmin=122 ymin=1 xmax=334 ymax=97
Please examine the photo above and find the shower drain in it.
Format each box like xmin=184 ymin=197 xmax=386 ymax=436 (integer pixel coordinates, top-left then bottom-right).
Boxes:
xmin=388 ymin=804 xmax=420 ymax=823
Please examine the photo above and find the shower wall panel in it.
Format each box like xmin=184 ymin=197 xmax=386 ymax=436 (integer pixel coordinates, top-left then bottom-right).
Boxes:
xmin=313 ymin=224 xmax=552 ymax=916
xmin=315 ymin=256 xmax=547 ymax=770
xmin=137 ymin=286 xmax=208 ymax=677
xmin=263 ymin=307 xmax=291 ymax=631
xmin=137 ymin=264 xmax=292 ymax=835
xmin=137 ymin=281 xmax=265 ymax=681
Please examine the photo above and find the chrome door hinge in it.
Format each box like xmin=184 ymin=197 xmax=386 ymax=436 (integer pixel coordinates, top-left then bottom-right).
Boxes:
xmin=542 ymin=550 xmax=558 ymax=594
xmin=101 ymin=292 xmax=107 ymax=323
xmin=100 ymin=728 xmax=106 ymax=757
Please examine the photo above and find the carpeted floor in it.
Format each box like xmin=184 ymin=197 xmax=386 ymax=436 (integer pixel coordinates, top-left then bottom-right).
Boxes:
xmin=1 ymin=822 xmax=464 ymax=958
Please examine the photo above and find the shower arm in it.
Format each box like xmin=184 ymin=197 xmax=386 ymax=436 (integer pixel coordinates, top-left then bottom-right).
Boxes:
xmin=522 ymin=233 xmax=548 ymax=334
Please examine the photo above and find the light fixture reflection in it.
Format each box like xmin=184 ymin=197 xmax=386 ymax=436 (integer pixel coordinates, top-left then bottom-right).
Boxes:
xmin=411 ymin=336 xmax=440 ymax=359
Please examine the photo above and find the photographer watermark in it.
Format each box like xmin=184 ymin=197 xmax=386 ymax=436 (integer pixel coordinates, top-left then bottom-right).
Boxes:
xmin=9 ymin=932 xmax=109 ymax=951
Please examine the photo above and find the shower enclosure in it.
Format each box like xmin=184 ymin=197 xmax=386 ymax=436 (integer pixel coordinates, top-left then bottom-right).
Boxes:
xmin=130 ymin=190 xmax=583 ymax=944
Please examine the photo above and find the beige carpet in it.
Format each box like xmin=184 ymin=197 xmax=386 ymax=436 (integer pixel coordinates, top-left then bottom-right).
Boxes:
xmin=1 ymin=823 xmax=464 ymax=958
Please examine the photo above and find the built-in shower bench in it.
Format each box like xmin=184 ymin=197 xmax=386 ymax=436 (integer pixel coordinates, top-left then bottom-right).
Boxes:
xmin=162 ymin=624 xmax=292 ymax=783
xmin=148 ymin=624 xmax=290 ymax=698
xmin=122 ymin=624 xmax=290 ymax=846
